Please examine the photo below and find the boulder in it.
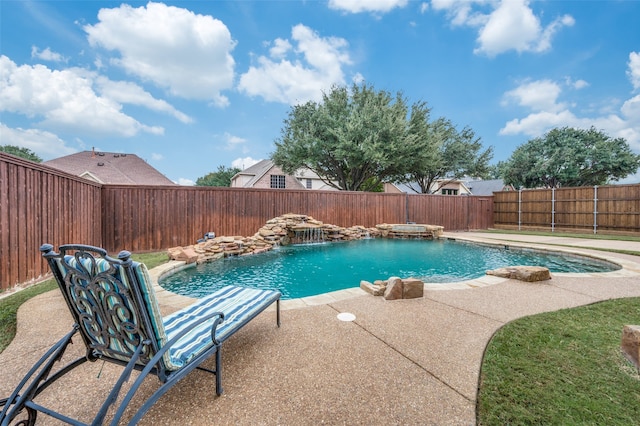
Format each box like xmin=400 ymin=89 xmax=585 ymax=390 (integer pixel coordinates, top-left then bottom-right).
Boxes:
xmin=402 ymin=278 xmax=424 ymax=299
xmin=384 ymin=277 xmax=404 ymax=300
xmin=168 ymin=246 xmax=198 ymax=264
xmin=486 ymin=266 xmax=551 ymax=282
xmin=259 ymin=228 xmax=275 ymax=237
xmin=360 ymin=280 xmax=386 ymax=296
xmin=621 ymin=325 xmax=640 ymax=369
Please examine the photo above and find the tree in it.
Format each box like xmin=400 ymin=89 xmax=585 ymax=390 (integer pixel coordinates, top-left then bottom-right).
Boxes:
xmin=195 ymin=165 xmax=240 ymax=187
xmin=272 ymin=83 xmax=417 ymax=191
xmin=500 ymin=127 xmax=640 ymax=188
xmin=0 ymin=145 xmax=42 ymax=162
xmin=397 ymin=115 xmax=493 ymax=194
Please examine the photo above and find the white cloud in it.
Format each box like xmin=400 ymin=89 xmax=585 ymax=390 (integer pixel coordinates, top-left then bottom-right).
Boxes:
xmin=0 ymin=55 xmax=167 ymax=137
xmin=0 ymin=123 xmax=76 ymax=160
xmin=352 ymin=72 xmax=365 ymax=84
xmin=177 ymin=178 xmax=195 ymax=186
xmin=628 ymin=52 xmax=640 ymax=91
xmin=328 ymin=0 xmax=408 ymax=14
xmin=500 ymin=109 xmax=578 ymax=137
xmin=224 ymin=132 xmax=247 ymax=149
xmin=270 ymin=38 xmax=292 ymax=59
xmin=431 ymin=0 xmax=486 ymax=27
xmin=499 ymin=77 xmax=640 ymax=151
xmin=151 ymin=153 xmax=164 ymax=161
xmin=95 ymin=77 xmax=193 ymax=123
xmin=84 ymin=2 xmax=236 ymax=107
xmin=432 ymin=0 xmax=574 ymax=57
xmin=31 ymin=46 xmax=66 ymax=62
xmin=566 ymin=78 xmax=589 ymax=90
xmin=231 ymin=157 xmax=261 ymax=170
xmin=238 ymin=24 xmax=353 ymax=105
xmin=420 ymin=3 xmax=429 ymax=14
xmin=502 ymin=79 xmax=565 ymax=112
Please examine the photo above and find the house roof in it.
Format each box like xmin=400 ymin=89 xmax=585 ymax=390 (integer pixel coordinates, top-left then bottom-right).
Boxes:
xmin=232 ymin=159 xmax=310 ymax=189
xmin=387 ymin=179 xmax=471 ymax=194
xmin=237 ymin=159 xmax=276 ymax=187
xmin=43 ymin=150 xmax=175 ymax=185
xmin=464 ymin=179 xmax=512 ymax=196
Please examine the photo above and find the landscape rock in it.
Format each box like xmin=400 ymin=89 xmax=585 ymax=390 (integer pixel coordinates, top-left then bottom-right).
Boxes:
xmin=486 ymin=266 xmax=552 ymax=282
xmin=168 ymin=246 xmax=198 ymax=264
xmin=621 ymin=325 xmax=640 ymax=370
xmin=384 ymin=277 xmax=404 ymax=300
xmin=360 ymin=280 xmax=386 ymax=296
xmin=402 ymin=278 xmax=424 ymax=299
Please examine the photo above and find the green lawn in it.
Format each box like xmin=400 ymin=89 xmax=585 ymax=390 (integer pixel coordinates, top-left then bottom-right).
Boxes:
xmin=0 ymin=251 xmax=168 ymax=354
xmin=483 ymin=229 xmax=640 ymax=243
xmin=480 ymin=229 xmax=640 ymax=256
xmin=477 ymin=298 xmax=640 ymax=425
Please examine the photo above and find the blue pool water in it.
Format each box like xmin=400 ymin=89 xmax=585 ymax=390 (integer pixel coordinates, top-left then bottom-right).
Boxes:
xmin=160 ymin=238 xmax=619 ymax=299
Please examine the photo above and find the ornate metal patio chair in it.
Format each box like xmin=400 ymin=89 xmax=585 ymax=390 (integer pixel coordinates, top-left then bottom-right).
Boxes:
xmin=0 ymin=244 xmax=281 ymax=425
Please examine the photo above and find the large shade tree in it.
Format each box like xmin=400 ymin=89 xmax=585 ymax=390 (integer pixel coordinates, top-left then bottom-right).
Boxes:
xmin=397 ymin=116 xmax=493 ymax=194
xmin=195 ymin=165 xmax=240 ymax=187
xmin=500 ymin=127 xmax=640 ymax=188
xmin=0 ymin=145 xmax=42 ymax=162
xmin=272 ymin=83 xmax=419 ymax=191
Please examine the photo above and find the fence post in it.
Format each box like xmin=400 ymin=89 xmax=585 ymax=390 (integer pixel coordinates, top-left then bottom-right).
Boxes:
xmin=405 ymin=192 xmax=409 ymax=224
xmin=593 ymin=185 xmax=598 ymax=234
xmin=551 ymin=187 xmax=555 ymax=233
xmin=518 ymin=188 xmax=522 ymax=231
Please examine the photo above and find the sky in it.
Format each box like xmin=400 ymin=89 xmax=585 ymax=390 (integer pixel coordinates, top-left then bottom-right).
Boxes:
xmin=1 ymin=0 xmax=639 ymax=185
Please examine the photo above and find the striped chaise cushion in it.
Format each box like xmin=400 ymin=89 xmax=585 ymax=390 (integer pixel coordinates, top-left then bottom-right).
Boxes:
xmin=162 ymin=285 xmax=281 ymax=369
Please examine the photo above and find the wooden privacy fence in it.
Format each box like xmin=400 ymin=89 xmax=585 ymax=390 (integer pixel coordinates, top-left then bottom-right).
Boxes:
xmin=494 ymin=184 xmax=640 ymax=233
xmin=101 ymin=186 xmax=494 ymax=253
xmin=1 ymin=153 xmax=493 ymax=290
xmin=1 ymin=153 xmax=102 ymax=291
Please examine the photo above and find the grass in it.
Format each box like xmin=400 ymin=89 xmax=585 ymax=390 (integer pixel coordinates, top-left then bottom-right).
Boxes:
xmin=477 ymin=297 xmax=640 ymax=425
xmin=0 ymin=251 xmax=169 ymax=354
xmin=480 ymin=229 xmax=640 ymax=256
xmin=482 ymin=229 xmax=640 ymax=242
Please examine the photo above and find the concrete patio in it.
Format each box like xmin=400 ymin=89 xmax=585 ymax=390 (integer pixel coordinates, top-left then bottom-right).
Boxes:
xmin=2 ymin=232 xmax=640 ymax=425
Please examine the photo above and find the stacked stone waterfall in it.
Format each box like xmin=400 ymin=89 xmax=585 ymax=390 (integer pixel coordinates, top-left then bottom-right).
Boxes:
xmin=168 ymin=214 xmax=446 ymax=264
xmin=168 ymin=213 xmax=382 ymax=264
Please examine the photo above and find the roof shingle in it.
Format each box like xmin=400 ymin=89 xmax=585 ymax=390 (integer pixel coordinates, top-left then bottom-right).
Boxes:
xmin=43 ymin=150 xmax=175 ymax=185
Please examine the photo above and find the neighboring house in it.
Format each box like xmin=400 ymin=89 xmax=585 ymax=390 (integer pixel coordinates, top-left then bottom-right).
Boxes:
xmin=43 ymin=150 xmax=175 ymax=185
xmin=292 ymin=167 xmax=339 ymax=190
xmin=385 ymin=178 xmax=514 ymax=196
xmin=231 ymin=159 xmax=338 ymax=190
xmin=463 ymin=179 xmax=515 ymax=196
xmin=384 ymin=180 xmax=472 ymax=195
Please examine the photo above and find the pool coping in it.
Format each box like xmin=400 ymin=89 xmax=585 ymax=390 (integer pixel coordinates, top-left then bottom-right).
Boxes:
xmin=148 ymin=234 xmax=640 ymax=311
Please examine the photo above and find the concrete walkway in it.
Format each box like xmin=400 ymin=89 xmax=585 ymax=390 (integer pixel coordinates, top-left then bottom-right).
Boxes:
xmin=2 ymin=232 xmax=640 ymax=425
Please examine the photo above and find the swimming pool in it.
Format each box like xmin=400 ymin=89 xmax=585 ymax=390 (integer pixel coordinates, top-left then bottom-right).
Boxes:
xmin=159 ymin=238 xmax=620 ymax=299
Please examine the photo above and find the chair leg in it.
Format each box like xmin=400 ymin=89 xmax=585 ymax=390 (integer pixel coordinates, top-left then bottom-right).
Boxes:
xmin=215 ymin=346 xmax=223 ymax=396
xmin=0 ymin=398 xmax=37 ymax=426
xmin=0 ymin=327 xmax=82 ymax=426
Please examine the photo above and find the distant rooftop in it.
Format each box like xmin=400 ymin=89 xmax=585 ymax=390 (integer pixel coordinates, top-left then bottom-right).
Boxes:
xmin=43 ymin=150 xmax=175 ymax=185
xmin=464 ymin=179 xmax=514 ymax=196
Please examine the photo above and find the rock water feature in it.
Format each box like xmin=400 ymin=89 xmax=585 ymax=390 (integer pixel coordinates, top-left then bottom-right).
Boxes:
xmin=167 ymin=213 xmax=445 ymax=300
xmin=168 ymin=213 xmax=443 ymax=263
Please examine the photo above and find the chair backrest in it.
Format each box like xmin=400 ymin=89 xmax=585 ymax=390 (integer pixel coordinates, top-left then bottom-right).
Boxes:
xmin=40 ymin=244 xmax=169 ymax=371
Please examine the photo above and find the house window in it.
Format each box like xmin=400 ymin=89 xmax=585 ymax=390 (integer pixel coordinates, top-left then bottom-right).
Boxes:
xmin=306 ymin=178 xmax=313 ymax=189
xmin=441 ymin=189 xmax=458 ymax=195
xmin=270 ymin=175 xmax=286 ymax=189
